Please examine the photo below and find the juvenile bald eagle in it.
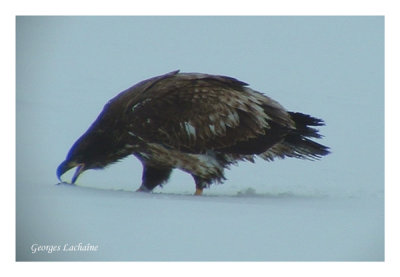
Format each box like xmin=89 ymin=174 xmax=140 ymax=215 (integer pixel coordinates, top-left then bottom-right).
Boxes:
xmin=57 ymin=70 xmax=329 ymax=195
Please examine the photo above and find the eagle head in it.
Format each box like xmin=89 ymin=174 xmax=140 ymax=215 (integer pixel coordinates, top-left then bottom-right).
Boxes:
xmin=57 ymin=127 xmax=126 ymax=184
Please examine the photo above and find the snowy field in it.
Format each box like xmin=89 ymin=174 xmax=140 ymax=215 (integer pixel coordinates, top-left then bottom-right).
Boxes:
xmin=16 ymin=16 xmax=384 ymax=262
xmin=16 ymin=182 xmax=383 ymax=261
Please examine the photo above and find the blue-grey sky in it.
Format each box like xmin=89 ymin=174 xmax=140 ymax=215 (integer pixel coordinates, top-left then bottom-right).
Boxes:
xmin=16 ymin=16 xmax=384 ymax=196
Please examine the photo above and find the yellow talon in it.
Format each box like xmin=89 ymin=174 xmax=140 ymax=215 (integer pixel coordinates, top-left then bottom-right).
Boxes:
xmin=194 ymin=188 xmax=203 ymax=196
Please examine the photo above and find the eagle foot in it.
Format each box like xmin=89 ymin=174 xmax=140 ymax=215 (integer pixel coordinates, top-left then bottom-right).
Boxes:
xmin=136 ymin=186 xmax=152 ymax=193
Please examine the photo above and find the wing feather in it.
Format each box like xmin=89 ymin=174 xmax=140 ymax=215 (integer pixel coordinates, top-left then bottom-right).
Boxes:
xmin=106 ymin=71 xmax=294 ymax=153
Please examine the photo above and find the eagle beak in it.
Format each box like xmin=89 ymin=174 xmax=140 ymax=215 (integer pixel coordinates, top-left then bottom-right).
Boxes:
xmin=71 ymin=164 xmax=85 ymax=184
xmin=57 ymin=161 xmax=85 ymax=184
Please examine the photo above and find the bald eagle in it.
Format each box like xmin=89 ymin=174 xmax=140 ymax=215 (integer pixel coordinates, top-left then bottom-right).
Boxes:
xmin=57 ymin=70 xmax=329 ymax=195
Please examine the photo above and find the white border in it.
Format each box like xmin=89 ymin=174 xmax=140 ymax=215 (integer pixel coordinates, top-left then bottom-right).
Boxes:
xmin=4 ymin=1 xmax=398 ymax=276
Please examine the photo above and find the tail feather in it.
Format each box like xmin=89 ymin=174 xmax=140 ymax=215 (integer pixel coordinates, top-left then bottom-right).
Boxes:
xmin=288 ymin=112 xmax=325 ymax=138
xmin=259 ymin=112 xmax=330 ymax=161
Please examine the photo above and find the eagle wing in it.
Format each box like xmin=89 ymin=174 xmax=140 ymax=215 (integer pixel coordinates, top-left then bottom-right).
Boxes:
xmin=111 ymin=71 xmax=294 ymax=153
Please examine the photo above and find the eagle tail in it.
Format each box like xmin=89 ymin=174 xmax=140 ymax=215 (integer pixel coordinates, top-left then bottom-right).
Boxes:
xmin=285 ymin=112 xmax=330 ymax=159
xmin=259 ymin=112 xmax=330 ymax=161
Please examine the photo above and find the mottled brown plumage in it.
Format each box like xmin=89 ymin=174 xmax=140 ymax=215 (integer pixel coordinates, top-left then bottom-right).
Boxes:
xmin=57 ymin=70 xmax=329 ymax=194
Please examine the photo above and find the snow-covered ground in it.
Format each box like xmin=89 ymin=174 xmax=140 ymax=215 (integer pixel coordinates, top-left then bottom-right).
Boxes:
xmin=15 ymin=16 xmax=384 ymax=262
xmin=16 ymin=182 xmax=383 ymax=261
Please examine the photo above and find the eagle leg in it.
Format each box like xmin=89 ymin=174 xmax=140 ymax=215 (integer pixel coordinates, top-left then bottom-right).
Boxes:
xmin=194 ymin=188 xmax=203 ymax=196
xmin=192 ymin=175 xmax=212 ymax=196
xmin=138 ymin=165 xmax=172 ymax=192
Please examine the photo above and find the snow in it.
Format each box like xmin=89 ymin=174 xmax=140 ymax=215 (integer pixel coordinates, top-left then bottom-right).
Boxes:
xmin=16 ymin=183 xmax=383 ymax=261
